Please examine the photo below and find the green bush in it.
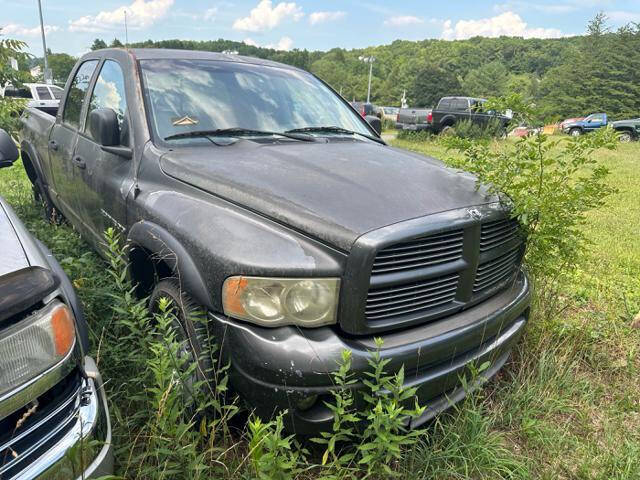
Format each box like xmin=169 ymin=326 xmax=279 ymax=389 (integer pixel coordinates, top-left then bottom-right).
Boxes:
xmin=450 ymin=118 xmax=506 ymax=141
xmin=397 ymin=129 xmax=434 ymax=142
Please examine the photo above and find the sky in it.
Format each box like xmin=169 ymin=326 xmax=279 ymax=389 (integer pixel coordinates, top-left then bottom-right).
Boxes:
xmin=3 ymin=0 xmax=640 ymax=57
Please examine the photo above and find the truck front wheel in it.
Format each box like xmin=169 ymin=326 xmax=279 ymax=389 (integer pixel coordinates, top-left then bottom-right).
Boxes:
xmin=149 ymin=278 xmax=216 ymax=407
xmin=618 ymin=131 xmax=633 ymax=142
xmin=569 ymin=128 xmax=582 ymax=137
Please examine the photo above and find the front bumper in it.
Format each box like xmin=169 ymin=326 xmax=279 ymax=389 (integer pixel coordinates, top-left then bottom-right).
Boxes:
xmin=212 ymin=271 xmax=531 ymax=434
xmin=12 ymin=357 xmax=113 ymax=480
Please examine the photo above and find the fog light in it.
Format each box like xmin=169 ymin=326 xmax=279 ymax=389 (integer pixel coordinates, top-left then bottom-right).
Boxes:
xmin=296 ymin=394 xmax=318 ymax=411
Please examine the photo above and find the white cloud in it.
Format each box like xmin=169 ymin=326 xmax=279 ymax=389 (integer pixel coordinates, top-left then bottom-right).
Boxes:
xmin=204 ymin=7 xmax=218 ymax=21
xmin=383 ymin=15 xmax=424 ymax=27
xmin=2 ymin=23 xmax=60 ymax=37
xmin=607 ymin=10 xmax=640 ymax=24
xmin=233 ymin=0 xmax=303 ymax=32
xmin=441 ymin=12 xmax=563 ymax=40
xmin=243 ymin=36 xmax=294 ymax=51
xmin=68 ymin=0 xmax=174 ymax=33
xmin=309 ymin=11 xmax=346 ymax=25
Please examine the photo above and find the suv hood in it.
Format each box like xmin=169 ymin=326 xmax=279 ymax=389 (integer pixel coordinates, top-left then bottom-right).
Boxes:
xmin=160 ymin=140 xmax=496 ymax=250
xmin=0 ymin=201 xmax=29 ymax=277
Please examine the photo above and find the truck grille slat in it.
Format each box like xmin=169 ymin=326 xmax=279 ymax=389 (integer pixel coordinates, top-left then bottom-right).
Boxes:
xmin=473 ymin=248 xmax=521 ymax=293
xmin=480 ymin=218 xmax=521 ymax=251
xmin=365 ymin=273 xmax=459 ymax=321
xmin=371 ymin=229 xmax=463 ymax=274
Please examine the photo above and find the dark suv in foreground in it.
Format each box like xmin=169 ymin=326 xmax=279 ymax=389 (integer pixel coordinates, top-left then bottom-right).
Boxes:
xmin=19 ymin=49 xmax=530 ymax=433
xmin=0 ymin=129 xmax=112 ymax=479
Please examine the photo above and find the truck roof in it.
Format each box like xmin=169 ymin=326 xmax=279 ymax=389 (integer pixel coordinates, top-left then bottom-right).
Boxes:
xmin=85 ymin=48 xmax=300 ymax=71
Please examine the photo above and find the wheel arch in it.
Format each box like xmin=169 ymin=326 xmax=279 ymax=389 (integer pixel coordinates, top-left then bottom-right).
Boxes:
xmin=127 ymin=221 xmax=213 ymax=310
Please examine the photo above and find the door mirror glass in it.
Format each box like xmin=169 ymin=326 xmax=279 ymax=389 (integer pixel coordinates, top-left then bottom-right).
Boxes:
xmin=89 ymin=108 xmax=120 ymax=146
xmin=365 ymin=115 xmax=382 ymax=135
xmin=0 ymin=129 xmax=19 ymax=168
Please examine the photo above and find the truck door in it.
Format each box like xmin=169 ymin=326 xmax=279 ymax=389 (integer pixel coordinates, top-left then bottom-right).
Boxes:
xmin=72 ymin=59 xmax=134 ymax=250
xmin=48 ymin=60 xmax=99 ymax=224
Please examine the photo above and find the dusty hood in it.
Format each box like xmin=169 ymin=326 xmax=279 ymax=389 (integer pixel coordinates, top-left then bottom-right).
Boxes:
xmin=160 ymin=140 xmax=495 ymax=250
xmin=0 ymin=202 xmax=29 ymax=277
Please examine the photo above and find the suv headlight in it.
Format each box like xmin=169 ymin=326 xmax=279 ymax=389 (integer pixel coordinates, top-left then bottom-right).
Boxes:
xmin=0 ymin=300 xmax=76 ymax=397
xmin=222 ymin=276 xmax=340 ymax=327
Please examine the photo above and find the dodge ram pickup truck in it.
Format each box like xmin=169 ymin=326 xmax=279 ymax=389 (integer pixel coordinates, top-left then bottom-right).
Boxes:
xmin=430 ymin=96 xmax=511 ymax=135
xmin=19 ymin=48 xmax=531 ymax=433
xmin=562 ymin=113 xmax=608 ymax=136
xmin=0 ymin=129 xmax=113 ymax=479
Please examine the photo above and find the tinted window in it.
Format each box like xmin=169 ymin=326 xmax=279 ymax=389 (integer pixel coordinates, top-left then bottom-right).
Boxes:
xmin=36 ymin=87 xmax=52 ymax=100
xmin=4 ymin=87 xmax=32 ymax=99
xmin=453 ymin=99 xmax=469 ymax=111
xmin=86 ymin=60 xmax=129 ymax=145
xmin=437 ymin=99 xmax=451 ymax=110
xmin=50 ymin=86 xmax=64 ymax=99
xmin=63 ymin=60 xmax=98 ymax=129
xmin=140 ymin=59 xmax=371 ymax=143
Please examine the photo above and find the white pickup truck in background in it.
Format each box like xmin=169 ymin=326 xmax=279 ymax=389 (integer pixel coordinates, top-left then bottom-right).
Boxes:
xmin=1 ymin=83 xmax=64 ymax=116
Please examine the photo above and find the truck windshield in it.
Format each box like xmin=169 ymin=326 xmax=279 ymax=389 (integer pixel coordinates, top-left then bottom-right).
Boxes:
xmin=139 ymin=59 xmax=371 ymax=143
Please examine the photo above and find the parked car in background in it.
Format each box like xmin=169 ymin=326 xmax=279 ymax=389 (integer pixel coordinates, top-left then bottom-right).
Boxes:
xmin=380 ymin=106 xmax=399 ymax=122
xmin=350 ymin=101 xmax=377 ymax=118
xmin=0 ymin=129 xmax=113 ymax=479
xmin=611 ymin=117 xmax=640 ymax=142
xmin=2 ymin=83 xmax=63 ymax=116
xmin=559 ymin=117 xmax=585 ymax=130
xmin=561 ymin=113 xmax=607 ymax=136
xmin=20 ymin=48 xmax=530 ymax=434
xmin=430 ymin=96 xmax=511 ymax=134
xmin=395 ymin=107 xmax=432 ymax=131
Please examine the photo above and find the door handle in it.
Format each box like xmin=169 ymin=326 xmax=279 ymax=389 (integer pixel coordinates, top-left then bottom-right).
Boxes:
xmin=49 ymin=140 xmax=58 ymax=151
xmin=73 ymin=156 xmax=86 ymax=169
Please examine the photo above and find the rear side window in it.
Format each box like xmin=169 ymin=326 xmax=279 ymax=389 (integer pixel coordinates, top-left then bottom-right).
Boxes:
xmin=36 ymin=87 xmax=52 ymax=100
xmin=4 ymin=87 xmax=32 ymax=99
xmin=437 ymin=99 xmax=450 ymax=110
xmin=50 ymin=86 xmax=64 ymax=99
xmin=63 ymin=60 xmax=98 ymax=129
xmin=452 ymin=99 xmax=469 ymax=111
xmin=85 ymin=60 xmax=129 ymax=145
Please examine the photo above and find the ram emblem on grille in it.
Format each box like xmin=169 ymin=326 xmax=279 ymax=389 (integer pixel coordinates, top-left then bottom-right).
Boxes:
xmin=467 ymin=208 xmax=482 ymax=220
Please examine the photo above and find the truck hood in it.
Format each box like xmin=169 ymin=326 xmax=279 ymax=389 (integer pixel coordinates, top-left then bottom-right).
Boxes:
xmin=160 ymin=140 xmax=496 ymax=250
xmin=0 ymin=202 xmax=29 ymax=277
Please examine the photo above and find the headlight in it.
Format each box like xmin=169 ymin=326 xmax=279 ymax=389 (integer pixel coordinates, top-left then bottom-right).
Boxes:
xmin=0 ymin=300 xmax=76 ymax=397
xmin=222 ymin=276 xmax=340 ymax=327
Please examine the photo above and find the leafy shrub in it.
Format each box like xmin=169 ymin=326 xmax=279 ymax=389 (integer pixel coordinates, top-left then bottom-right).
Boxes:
xmin=381 ymin=116 xmax=396 ymax=131
xmin=441 ymin=127 xmax=618 ymax=315
xmin=451 ymin=117 xmax=506 ymax=141
xmin=397 ymin=129 xmax=434 ymax=142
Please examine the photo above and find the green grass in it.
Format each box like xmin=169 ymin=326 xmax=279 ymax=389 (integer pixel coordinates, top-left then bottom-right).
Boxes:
xmin=0 ymin=137 xmax=638 ymax=478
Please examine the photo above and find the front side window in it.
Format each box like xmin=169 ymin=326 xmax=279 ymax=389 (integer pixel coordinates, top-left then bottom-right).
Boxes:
xmin=36 ymin=87 xmax=52 ymax=100
xmin=50 ymin=86 xmax=64 ymax=100
xmin=85 ymin=60 xmax=129 ymax=145
xmin=453 ymin=99 xmax=470 ymax=112
xmin=63 ymin=60 xmax=98 ymax=129
xmin=140 ymin=59 xmax=372 ymax=143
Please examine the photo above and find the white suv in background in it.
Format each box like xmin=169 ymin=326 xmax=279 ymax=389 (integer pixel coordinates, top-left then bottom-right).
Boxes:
xmin=2 ymin=83 xmax=64 ymax=116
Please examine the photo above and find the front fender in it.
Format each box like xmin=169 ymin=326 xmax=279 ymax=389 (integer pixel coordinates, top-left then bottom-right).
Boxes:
xmin=127 ymin=221 xmax=213 ymax=309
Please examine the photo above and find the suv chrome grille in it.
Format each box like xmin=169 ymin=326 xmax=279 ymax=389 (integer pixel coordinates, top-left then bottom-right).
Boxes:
xmin=480 ymin=218 xmax=520 ymax=252
xmin=473 ymin=247 xmax=521 ymax=293
xmin=371 ymin=229 xmax=463 ymax=274
xmin=365 ymin=273 xmax=459 ymax=321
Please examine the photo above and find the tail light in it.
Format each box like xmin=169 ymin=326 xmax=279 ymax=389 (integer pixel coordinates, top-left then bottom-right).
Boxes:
xmin=396 ymin=114 xmax=400 ymax=122
xmin=427 ymin=111 xmax=433 ymax=123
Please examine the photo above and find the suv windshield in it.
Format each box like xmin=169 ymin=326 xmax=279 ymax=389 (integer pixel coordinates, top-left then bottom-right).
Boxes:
xmin=140 ymin=59 xmax=371 ymax=143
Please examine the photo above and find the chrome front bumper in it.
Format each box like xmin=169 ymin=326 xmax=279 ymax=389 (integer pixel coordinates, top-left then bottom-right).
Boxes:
xmin=5 ymin=357 xmax=113 ymax=480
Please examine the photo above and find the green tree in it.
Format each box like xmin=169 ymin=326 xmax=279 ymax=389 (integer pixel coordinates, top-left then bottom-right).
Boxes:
xmin=408 ymin=63 xmax=462 ymax=107
xmin=91 ymin=38 xmax=108 ymax=50
xmin=461 ymin=60 xmax=509 ymax=98
xmin=110 ymin=38 xmax=124 ymax=48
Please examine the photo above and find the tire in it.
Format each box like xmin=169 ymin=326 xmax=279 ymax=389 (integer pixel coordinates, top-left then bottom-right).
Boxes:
xmin=441 ymin=125 xmax=455 ymax=136
xmin=33 ymin=177 xmax=63 ymax=225
xmin=148 ymin=279 xmax=214 ymax=405
xmin=569 ymin=128 xmax=582 ymax=137
xmin=618 ymin=131 xmax=632 ymax=143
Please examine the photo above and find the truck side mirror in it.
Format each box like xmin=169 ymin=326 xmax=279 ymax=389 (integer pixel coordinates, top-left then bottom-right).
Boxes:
xmin=365 ymin=115 xmax=382 ymax=136
xmin=0 ymin=129 xmax=19 ymax=168
xmin=89 ymin=108 xmax=120 ymax=147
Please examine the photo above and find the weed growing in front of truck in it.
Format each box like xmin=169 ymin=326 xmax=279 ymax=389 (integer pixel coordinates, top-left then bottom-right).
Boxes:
xmin=441 ymin=127 xmax=618 ymax=316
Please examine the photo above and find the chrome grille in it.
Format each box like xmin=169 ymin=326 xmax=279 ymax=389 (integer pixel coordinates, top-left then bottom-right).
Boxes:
xmin=365 ymin=273 xmax=459 ymax=321
xmin=480 ymin=218 xmax=520 ymax=252
xmin=473 ymin=247 xmax=521 ymax=293
xmin=371 ymin=229 xmax=463 ymax=274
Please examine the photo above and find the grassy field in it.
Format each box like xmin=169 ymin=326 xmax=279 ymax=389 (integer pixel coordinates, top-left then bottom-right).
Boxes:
xmin=0 ymin=137 xmax=638 ymax=479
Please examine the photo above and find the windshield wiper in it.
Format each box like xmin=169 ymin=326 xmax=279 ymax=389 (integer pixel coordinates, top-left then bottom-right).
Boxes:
xmin=164 ymin=127 xmax=315 ymax=142
xmin=285 ymin=126 xmax=385 ymax=144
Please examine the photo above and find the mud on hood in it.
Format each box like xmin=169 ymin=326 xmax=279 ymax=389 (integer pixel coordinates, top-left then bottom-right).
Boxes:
xmin=160 ymin=140 xmax=496 ymax=250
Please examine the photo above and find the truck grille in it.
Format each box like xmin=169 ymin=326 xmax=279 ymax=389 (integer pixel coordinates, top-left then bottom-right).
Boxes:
xmin=0 ymin=371 xmax=81 ymax=479
xmin=480 ymin=218 xmax=520 ymax=252
xmin=366 ymin=273 xmax=459 ymax=321
xmin=371 ymin=229 xmax=463 ymax=274
xmin=473 ymin=247 xmax=521 ymax=294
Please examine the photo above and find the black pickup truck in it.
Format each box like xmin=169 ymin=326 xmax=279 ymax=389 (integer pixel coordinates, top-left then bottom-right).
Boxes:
xmin=0 ymin=130 xmax=112 ymax=479
xmin=19 ymin=48 xmax=531 ymax=433
xmin=430 ymin=96 xmax=511 ymax=134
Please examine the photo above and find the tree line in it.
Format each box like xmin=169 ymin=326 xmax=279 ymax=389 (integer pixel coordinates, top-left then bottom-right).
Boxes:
xmin=16 ymin=14 xmax=640 ymax=123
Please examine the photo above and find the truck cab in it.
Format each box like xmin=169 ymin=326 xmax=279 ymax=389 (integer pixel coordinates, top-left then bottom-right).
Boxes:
xmin=562 ymin=113 xmax=608 ymax=136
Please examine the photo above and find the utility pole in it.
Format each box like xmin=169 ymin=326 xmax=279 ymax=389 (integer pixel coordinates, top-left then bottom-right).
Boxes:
xmin=37 ymin=0 xmax=51 ymax=83
xmin=358 ymin=56 xmax=376 ymax=103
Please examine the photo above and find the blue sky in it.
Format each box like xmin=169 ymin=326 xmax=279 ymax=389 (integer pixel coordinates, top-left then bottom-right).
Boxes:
xmin=3 ymin=0 xmax=640 ymax=56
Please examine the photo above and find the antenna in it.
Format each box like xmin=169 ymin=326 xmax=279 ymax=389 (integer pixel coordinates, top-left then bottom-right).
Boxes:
xmin=124 ymin=9 xmax=129 ymax=48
